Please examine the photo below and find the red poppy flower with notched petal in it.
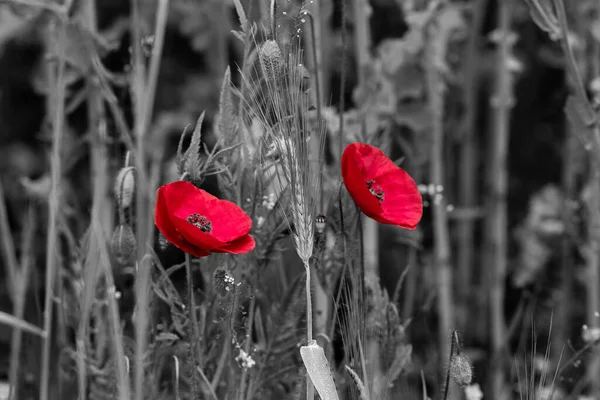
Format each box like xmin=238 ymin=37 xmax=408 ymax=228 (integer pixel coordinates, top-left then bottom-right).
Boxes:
xmin=341 ymin=142 xmax=423 ymax=229
xmin=155 ymin=181 xmax=255 ymax=257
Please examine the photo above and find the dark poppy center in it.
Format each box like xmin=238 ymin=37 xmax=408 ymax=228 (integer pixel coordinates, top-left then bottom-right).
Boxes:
xmin=187 ymin=213 xmax=213 ymax=233
xmin=366 ymin=180 xmax=385 ymax=205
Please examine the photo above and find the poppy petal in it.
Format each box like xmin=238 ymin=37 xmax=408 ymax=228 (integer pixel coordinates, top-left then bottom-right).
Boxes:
xmin=342 ymin=142 xmax=423 ymax=229
xmin=342 ymin=143 xmax=384 ymax=218
xmin=376 ymin=169 xmax=423 ymax=229
xmin=164 ymin=181 xmax=252 ymax=242
xmin=217 ymin=234 xmax=256 ymax=254
xmin=155 ymin=185 xmax=210 ymax=257
xmin=172 ymin=214 xmax=227 ymax=252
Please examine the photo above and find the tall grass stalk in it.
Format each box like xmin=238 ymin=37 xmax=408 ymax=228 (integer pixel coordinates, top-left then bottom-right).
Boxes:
xmin=424 ymin=3 xmax=454 ymax=385
xmin=457 ymin=0 xmax=488 ymax=330
xmin=243 ymin=31 xmax=325 ymax=398
xmin=7 ymin=205 xmax=34 ymax=400
xmin=487 ymin=2 xmax=514 ymax=399
xmin=185 ymin=253 xmax=202 ymax=398
xmin=40 ymin=14 xmax=67 ymax=400
xmin=0 ymin=182 xmax=18 ymax=302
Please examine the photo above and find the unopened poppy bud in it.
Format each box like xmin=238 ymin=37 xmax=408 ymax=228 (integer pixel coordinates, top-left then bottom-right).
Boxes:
xmin=259 ymin=40 xmax=284 ymax=82
xmin=449 ymin=354 xmax=473 ymax=387
xmin=315 ymin=214 xmax=327 ymax=234
xmin=115 ymin=166 xmax=136 ymax=209
xmin=111 ymin=223 xmax=137 ymax=266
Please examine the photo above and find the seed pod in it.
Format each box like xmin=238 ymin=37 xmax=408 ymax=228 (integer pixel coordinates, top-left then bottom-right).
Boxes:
xmin=449 ymin=354 xmax=473 ymax=387
xmin=259 ymin=40 xmax=284 ymax=82
xmin=111 ymin=223 xmax=137 ymax=267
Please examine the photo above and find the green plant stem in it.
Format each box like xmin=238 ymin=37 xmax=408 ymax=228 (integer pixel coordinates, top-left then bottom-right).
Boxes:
xmin=8 ymin=206 xmax=34 ymax=400
xmin=305 ymin=12 xmax=325 ymax=213
xmin=304 ymin=260 xmax=314 ymax=400
xmin=0 ymin=182 xmax=18 ymax=302
xmin=239 ymin=290 xmax=256 ymax=400
xmin=424 ymin=5 xmax=453 ymax=386
xmin=458 ymin=0 xmax=488 ymax=331
xmin=442 ymin=331 xmax=457 ymax=400
xmin=338 ymin=0 xmax=347 ymax=159
xmin=185 ymin=253 xmax=201 ymax=399
xmin=40 ymin=16 xmax=67 ymax=400
xmin=488 ymin=2 xmax=514 ymax=399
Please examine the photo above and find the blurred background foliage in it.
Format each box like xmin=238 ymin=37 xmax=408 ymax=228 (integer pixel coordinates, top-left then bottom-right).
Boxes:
xmin=1 ymin=0 xmax=600 ymax=398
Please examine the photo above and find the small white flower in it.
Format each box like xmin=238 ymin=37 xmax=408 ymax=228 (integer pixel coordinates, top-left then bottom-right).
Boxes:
xmin=263 ymin=193 xmax=276 ymax=210
xmin=465 ymin=383 xmax=483 ymax=400
xmin=256 ymin=216 xmax=266 ymax=229
xmin=582 ymin=324 xmax=600 ymax=343
xmin=235 ymin=349 xmax=256 ymax=369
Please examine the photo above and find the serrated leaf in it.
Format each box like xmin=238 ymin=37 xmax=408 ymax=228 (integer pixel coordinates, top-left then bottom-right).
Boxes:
xmin=233 ymin=0 xmax=247 ymax=34
xmin=383 ymin=344 xmax=412 ymax=389
xmin=176 ymin=124 xmax=191 ymax=175
xmin=184 ymin=111 xmax=205 ymax=162
xmin=215 ymin=67 xmax=237 ymax=144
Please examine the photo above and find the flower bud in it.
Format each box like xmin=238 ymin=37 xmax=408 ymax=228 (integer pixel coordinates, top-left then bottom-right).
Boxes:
xmin=450 ymin=354 xmax=473 ymax=387
xmin=111 ymin=223 xmax=137 ymax=266
xmin=114 ymin=166 xmax=136 ymax=209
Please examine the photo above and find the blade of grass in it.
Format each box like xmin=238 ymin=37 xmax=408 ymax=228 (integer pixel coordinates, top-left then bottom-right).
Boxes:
xmin=0 ymin=312 xmax=44 ymax=338
xmin=8 ymin=205 xmax=35 ymax=400
xmin=40 ymin=12 xmax=68 ymax=400
xmin=487 ymin=2 xmax=515 ymax=399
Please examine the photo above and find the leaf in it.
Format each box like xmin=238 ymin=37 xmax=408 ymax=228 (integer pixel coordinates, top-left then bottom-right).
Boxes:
xmin=233 ymin=0 xmax=247 ymax=34
xmin=345 ymin=366 xmax=369 ymax=400
xmin=523 ymin=0 xmax=562 ymax=40
xmin=383 ymin=344 xmax=412 ymax=389
xmin=232 ymin=29 xmax=245 ymax=43
xmin=564 ymin=94 xmax=595 ymax=149
xmin=300 ymin=341 xmax=340 ymax=400
xmin=215 ymin=67 xmax=237 ymax=145
xmin=184 ymin=111 xmax=205 ymax=161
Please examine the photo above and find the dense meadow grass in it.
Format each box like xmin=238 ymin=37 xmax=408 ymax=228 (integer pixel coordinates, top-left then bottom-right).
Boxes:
xmin=1 ymin=0 xmax=600 ymax=399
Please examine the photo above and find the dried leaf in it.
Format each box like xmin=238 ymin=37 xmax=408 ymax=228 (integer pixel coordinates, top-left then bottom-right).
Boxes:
xmin=300 ymin=341 xmax=340 ymax=400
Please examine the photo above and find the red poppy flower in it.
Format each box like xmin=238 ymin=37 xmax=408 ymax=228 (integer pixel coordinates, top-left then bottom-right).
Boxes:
xmin=341 ymin=142 xmax=423 ymax=229
xmin=155 ymin=181 xmax=255 ymax=257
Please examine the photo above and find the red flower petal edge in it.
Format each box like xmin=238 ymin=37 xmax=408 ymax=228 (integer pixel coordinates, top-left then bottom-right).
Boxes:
xmin=341 ymin=142 xmax=423 ymax=229
xmin=155 ymin=181 xmax=255 ymax=257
